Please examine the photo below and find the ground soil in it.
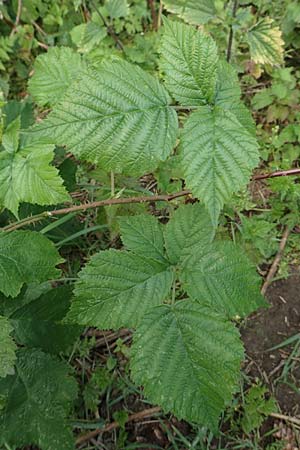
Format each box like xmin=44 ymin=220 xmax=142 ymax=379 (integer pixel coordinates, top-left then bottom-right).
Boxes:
xmin=242 ymin=271 xmax=300 ymax=416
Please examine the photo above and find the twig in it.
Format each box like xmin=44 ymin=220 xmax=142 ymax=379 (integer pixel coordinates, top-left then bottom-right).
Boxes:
xmin=226 ymin=0 xmax=239 ymax=62
xmin=10 ymin=0 xmax=22 ymax=36
xmin=76 ymin=406 xmax=161 ymax=446
xmin=253 ymin=168 xmax=300 ymax=181
xmin=3 ymin=163 xmax=300 ymax=233
xmin=270 ymin=412 xmax=300 ymax=427
xmin=90 ymin=0 xmax=124 ymax=51
xmin=147 ymin=0 xmax=158 ymax=30
xmin=1 ymin=190 xmax=191 ymax=232
xmin=261 ymin=225 xmax=290 ymax=295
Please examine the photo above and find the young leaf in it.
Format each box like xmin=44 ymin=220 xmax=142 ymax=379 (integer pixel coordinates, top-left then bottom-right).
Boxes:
xmin=2 ymin=286 xmax=82 ymax=354
xmin=28 ymin=47 xmax=86 ymax=107
xmin=69 ymin=249 xmax=174 ymax=329
xmin=247 ymin=18 xmax=284 ymax=66
xmin=30 ymin=59 xmax=178 ymax=176
xmin=0 ymin=231 xmax=63 ymax=298
xmin=0 ymin=137 xmax=69 ymax=217
xmin=162 ymin=0 xmax=216 ymax=25
xmin=164 ymin=203 xmax=214 ymax=264
xmin=180 ymin=241 xmax=266 ymax=318
xmin=0 ymin=348 xmax=77 ymax=450
xmin=130 ymin=300 xmax=244 ymax=430
xmin=159 ymin=19 xmax=218 ymax=106
xmin=0 ymin=316 xmax=16 ymax=378
xmin=181 ymin=106 xmax=259 ymax=226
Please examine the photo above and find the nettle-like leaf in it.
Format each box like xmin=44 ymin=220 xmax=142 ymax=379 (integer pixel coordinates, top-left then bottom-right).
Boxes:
xmin=28 ymin=46 xmax=86 ymax=107
xmin=0 ymin=316 xmax=16 ymax=378
xmin=0 ymin=118 xmax=69 ymax=217
xmin=31 ymin=59 xmax=178 ymax=175
xmin=181 ymin=106 xmax=259 ymax=226
xmin=162 ymin=0 xmax=217 ymax=25
xmin=68 ymin=205 xmax=264 ymax=427
xmin=0 ymin=231 xmax=63 ymax=298
xmin=0 ymin=348 xmax=77 ymax=450
xmin=160 ymin=19 xmax=218 ymax=105
xmin=180 ymin=241 xmax=266 ymax=318
xmin=130 ymin=301 xmax=244 ymax=429
xmin=0 ymin=286 xmax=82 ymax=354
xmin=160 ymin=20 xmax=259 ymax=226
xmin=69 ymin=249 xmax=174 ymax=329
xmin=247 ymin=18 xmax=284 ymax=66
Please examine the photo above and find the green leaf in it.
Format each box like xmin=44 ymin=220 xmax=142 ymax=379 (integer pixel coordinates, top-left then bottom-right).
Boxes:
xmin=215 ymin=61 xmax=256 ymax=136
xmin=247 ymin=18 xmax=284 ymax=66
xmin=164 ymin=203 xmax=214 ymax=264
xmin=0 ymin=231 xmax=63 ymax=298
xmin=241 ymin=385 xmax=277 ymax=434
xmin=181 ymin=106 xmax=259 ymax=226
xmin=159 ymin=19 xmax=218 ymax=106
xmin=69 ymin=248 xmax=174 ymax=329
xmin=105 ymin=0 xmax=129 ymax=19
xmin=0 ymin=138 xmax=69 ymax=217
xmin=119 ymin=214 xmax=166 ymax=263
xmin=162 ymin=0 xmax=216 ymax=25
xmin=2 ymin=286 xmax=82 ymax=354
xmin=70 ymin=22 xmax=107 ymax=53
xmin=28 ymin=46 xmax=86 ymax=107
xmin=180 ymin=241 xmax=266 ymax=318
xmin=1 ymin=116 xmax=20 ymax=153
xmin=0 ymin=316 xmax=16 ymax=378
xmin=130 ymin=300 xmax=244 ymax=429
xmin=0 ymin=348 xmax=77 ymax=450
xmin=30 ymin=59 xmax=178 ymax=175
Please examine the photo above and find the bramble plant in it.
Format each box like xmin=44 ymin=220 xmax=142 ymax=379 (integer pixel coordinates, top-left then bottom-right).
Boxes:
xmin=0 ymin=5 xmax=284 ymax=448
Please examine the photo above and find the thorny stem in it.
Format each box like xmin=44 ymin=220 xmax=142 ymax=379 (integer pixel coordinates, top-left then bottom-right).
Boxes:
xmin=2 ymin=167 xmax=300 ymax=232
xmin=226 ymin=0 xmax=239 ymax=62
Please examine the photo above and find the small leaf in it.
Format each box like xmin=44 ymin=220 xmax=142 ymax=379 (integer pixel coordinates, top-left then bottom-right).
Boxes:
xmin=0 ymin=231 xmax=63 ymax=298
xmin=69 ymin=249 xmax=174 ymax=329
xmin=130 ymin=300 xmax=244 ymax=429
xmin=30 ymin=59 xmax=178 ymax=176
xmin=0 ymin=316 xmax=16 ymax=378
xmin=162 ymin=0 xmax=217 ymax=25
xmin=0 ymin=348 xmax=77 ymax=450
xmin=181 ymin=106 xmax=259 ymax=226
xmin=28 ymin=47 xmax=86 ymax=106
xmin=164 ymin=203 xmax=214 ymax=264
xmin=247 ymin=18 xmax=284 ymax=66
xmin=180 ymin=241 xmax=267 ymax=318
xmin=159 ymin=19 xmax=218 ymax=106
xmin=0 ymin=138 xmax=69 ymax=217
xmin=70 ymin=22 xmax=107 ymax=53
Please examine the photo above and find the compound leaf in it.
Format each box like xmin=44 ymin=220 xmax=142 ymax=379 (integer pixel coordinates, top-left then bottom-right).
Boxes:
xmin=162 ymin=0 xmax=217 ymax=25
xmin=0 ymin=231 xmax=63 ymax=298
xmin=0 ymin=348 xmax=77 ymax=450
xmin=181 ymin=106 xmax=259 ymax=226
xmin=247 ymin=18 xmax=284 ymax=66
xmin=164 ymin=204 xmax=214 ymax=264
xmin=180 ymin=241 xmax=266 ymax=318
xmin=31 ymin=59 xmax=178 ymax=175
xmin=69 ymin=249 xmax=174 ymax=329
xmin=0 ymin=138 xmax=69 ymax=217
xmin=28 ymin=46 xmax=86 ymax=107
xmin=160 ymin=19 xmax=218 ymax=106
xmin=130 ymin=300 xmax=244 ymax=429
xmin=0 ymin=316 xmax=16 ymax=378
